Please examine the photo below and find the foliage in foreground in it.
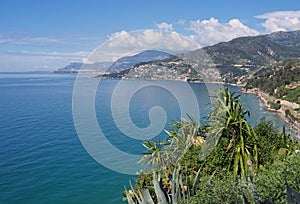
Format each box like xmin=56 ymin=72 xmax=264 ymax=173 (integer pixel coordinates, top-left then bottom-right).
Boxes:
xmin=188 ymin=148 xmax=300 ymax=204
xmin=123 ymin=87 xmax=300 ymax=203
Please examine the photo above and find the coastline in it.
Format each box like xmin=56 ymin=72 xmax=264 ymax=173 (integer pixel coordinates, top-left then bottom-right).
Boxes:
xmin=241 ymin=88 xmax=300 ymax=137
xmin=54 ymin=72 xmax=300 ymax=136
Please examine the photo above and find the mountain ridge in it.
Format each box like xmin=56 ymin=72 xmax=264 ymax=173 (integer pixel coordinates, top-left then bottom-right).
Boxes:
xmin=189 ymin=30 xmax=300 ymax=67
xmin=106 ymin=50 xmax=171 ymax=72
xmin=56 ymin=30 xmax=300 ymax=82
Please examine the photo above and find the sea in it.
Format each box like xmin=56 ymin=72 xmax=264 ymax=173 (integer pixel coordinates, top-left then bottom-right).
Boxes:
xmin=0 ymin=73 xmax=291 ymax=204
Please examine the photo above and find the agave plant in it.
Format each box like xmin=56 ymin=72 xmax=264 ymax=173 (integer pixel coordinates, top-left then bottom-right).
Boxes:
xmin=139 ymin=116 xmax=202 ymax=171
xmin=125 ymin=164 xmax=193 ymax=204
xmin=131 ymin=116 xmax=203 ymax=203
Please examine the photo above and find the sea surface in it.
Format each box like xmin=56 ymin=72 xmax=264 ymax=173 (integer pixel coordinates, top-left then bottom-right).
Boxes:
xmin=0 ymin=73 xmax=291 ymax=204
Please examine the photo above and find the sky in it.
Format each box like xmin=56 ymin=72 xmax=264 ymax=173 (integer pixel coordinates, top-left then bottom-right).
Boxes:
xmin=0 ymin=0 xmax=300 ymax=71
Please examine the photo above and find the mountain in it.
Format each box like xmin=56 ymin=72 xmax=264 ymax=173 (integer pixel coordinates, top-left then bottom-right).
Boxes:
xmin=183 ymin=30 xmax=300 ymax=83
xmin=54 ymin=62 xmax=112 ymax=73
xmin=99 ymin=55 xmax=206 ymax=82
xmin=189 ymin=30 xmax=300 ymax=67
xmin=56 ymin=30 xmax=300 ymax=83
xmin=106 ymin=50 xmax=171 ymax=72
xmin=55 ymin=50 xmax=171 ymax=74
xmin=246 ymin=58 xmax=300 ymax=104
xmin=266 ymin=30 xmax=300 ymax=52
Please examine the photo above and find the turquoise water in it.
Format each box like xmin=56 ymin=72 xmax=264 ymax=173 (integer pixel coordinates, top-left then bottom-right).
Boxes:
xmin=0 ymin=74 xmax=290 ymax=204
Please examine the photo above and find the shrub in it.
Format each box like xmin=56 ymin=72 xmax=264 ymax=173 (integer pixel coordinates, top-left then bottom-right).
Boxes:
xmin=187 ymin=173 xmax=254 ymax=204
xmin=254 ymin=152 xmax=300 ymax=203
xmin=254 ymin=118 xmax=288 ymax=166
xmin=286 ymin=109 xmax=300 ymax=121
xmin=267 ymin=101 xmax=282 ymax=110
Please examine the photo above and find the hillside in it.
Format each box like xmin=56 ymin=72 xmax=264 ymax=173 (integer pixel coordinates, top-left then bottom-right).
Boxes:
xmin=188 ymin=30 xmax=300 ymax=66
xmin=202 ymin=35 xmax=300 ymax=66
xmin=55 ymin=50 xmax=170 ymax=74
xmin=56 ymin=30 xmax=300 ymax=82
xmin=246 ymin=58 xmax=300 ymax=104
xmin=98 ymin=55 xmax=208 ymax=82
xmin=182 ymin=30 xmax=300 ymax=83
xmin=107 ymin=30 xmax=300 ymax=83
xmin=266 ymin=30 xmax=300 ymax=52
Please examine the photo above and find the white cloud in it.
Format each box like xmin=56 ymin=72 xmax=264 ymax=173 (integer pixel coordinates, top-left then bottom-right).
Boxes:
xmin=256 ymin=10 xmax=300 ymax=33
xmin=107 ymin=30 xmax=197 ymax=51
xmin=156 ymin=22 xmax=173 ymax=32
xmin=108 ymin=30 xmax=138 ymax=48
xmin=188 ymin=18 xmax=259 ymax=46
xmin=90 ymin=29 xmax=199 ymax=62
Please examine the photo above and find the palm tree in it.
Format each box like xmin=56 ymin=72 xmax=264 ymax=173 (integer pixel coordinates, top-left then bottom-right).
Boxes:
xmin=200 ymin=87 xmax=258 ymax=179
xmin=136 ymin=117 xmax=203 ymax=203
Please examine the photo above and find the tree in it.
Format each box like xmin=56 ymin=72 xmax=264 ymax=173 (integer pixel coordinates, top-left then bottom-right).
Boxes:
xmin=124 ymin=87 xmax=300 ymax=204
xmin=200 ymin=87 xmax=258 ymax=179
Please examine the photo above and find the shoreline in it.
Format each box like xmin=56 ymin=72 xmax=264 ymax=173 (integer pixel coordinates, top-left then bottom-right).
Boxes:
xmin=241 ymin=88 xmax=300 ymax=137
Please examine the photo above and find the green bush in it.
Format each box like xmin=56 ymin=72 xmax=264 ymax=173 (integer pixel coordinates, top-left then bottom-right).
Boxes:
xmin=254 ymin=153 xmax=300 ymax=203
xmin=286 ymin=109 xmax=300 ymax=121
xmin=187 ymin=173 xmax=254 ymax=204
xmin=124 ymin=88 xmax=300 ymax=204
xmin=268 ymin=100 xmax=282 ymax=110
xmin=254 ymin=118 xmax=288 ymax=166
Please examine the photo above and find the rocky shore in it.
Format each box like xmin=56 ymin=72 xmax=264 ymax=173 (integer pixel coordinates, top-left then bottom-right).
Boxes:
xmin=241 ymin=88 xmax=300 ymax=137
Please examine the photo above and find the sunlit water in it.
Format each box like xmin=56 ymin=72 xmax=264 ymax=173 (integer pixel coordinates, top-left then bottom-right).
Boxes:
xmin=0 ymin=74 xmax=290 ymax=204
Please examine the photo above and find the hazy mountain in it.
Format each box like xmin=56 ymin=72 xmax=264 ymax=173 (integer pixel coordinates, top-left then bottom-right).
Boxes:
xmin=55 ymin=50 xmax=171 ymax=74
xmin=106 ymin=50 xmax=171 ymax=72
xmin=57 ymin=30 xmax=300 ymax=82
xmin=54 ymin=62 xmax=112 ymax=73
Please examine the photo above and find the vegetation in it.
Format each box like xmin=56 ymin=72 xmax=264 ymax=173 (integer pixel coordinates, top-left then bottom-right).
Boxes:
xmin=246 ymin=59 xmax=300 ymax=104
xmin=286 ymin=109 xmax=300 ymax=122
xmin=123 ymin=87 xmax=300 ymax=203
xmin=268 ymin=101 xmax=282 ymax=110
xmin=202 ymin=31 xmax=300 ymax=67
xmin=282 ymin=86 xmax=300 ymax=105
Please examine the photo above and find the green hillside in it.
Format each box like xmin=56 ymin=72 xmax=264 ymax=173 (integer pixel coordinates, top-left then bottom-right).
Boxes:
xmin=184 ymin=30 xmax=300 ymax=83
xmin=246 ymin=59 xmax=300 ymax=104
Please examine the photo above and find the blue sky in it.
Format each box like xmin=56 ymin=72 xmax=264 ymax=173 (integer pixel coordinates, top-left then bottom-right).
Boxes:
xmin=0 ymin=0 xmax=300 ymax=71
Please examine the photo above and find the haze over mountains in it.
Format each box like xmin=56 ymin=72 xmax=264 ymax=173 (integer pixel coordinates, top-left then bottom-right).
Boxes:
xmin=56 ymin=30 xmax=300 ymax=82
xmin=107 ymin=50 xmax=171 ymax=73
xmin=55 ymin=50 xmax=170 ymax=74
